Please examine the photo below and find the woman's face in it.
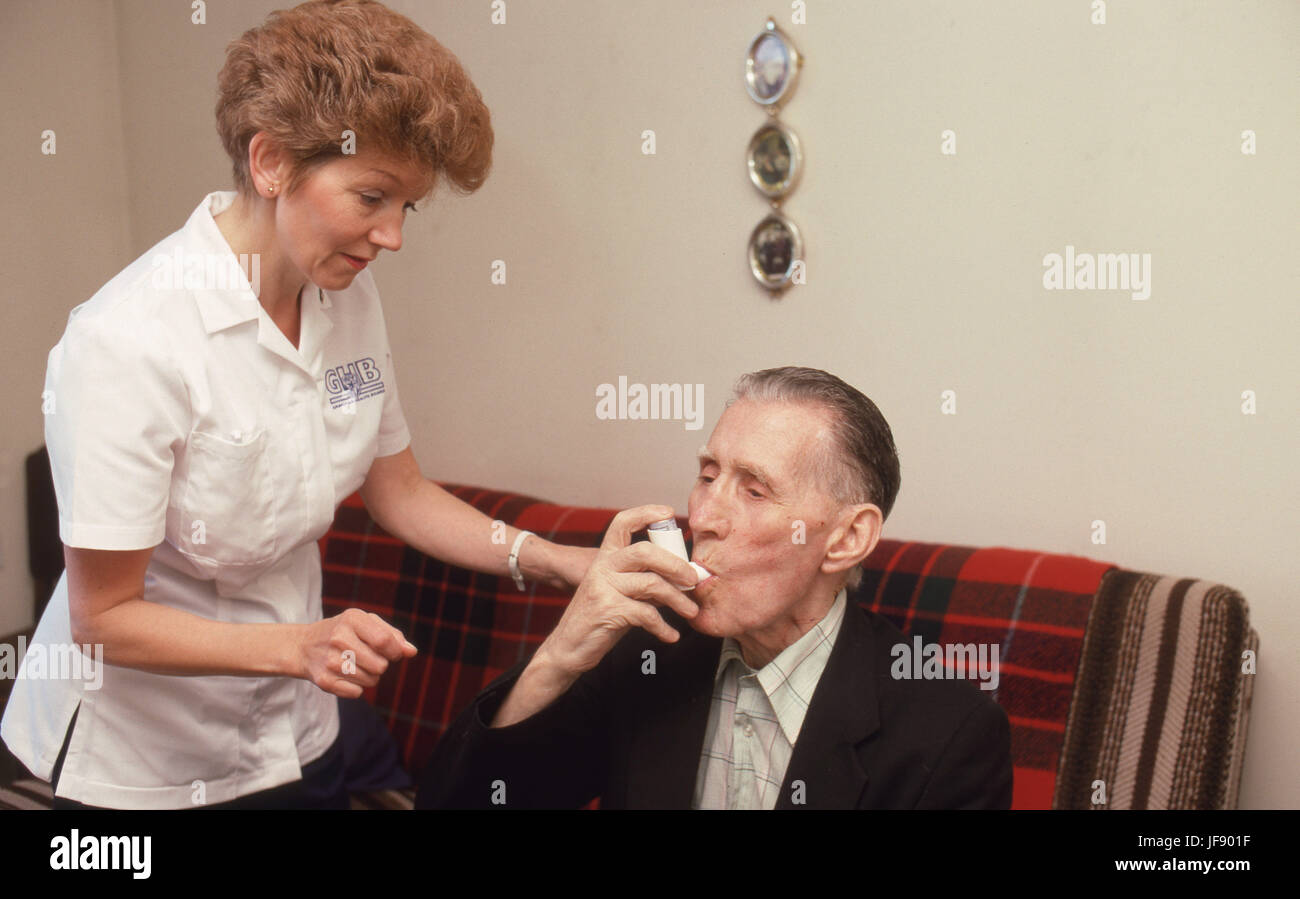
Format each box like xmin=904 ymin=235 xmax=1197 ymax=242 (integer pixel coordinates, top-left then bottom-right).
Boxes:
xmin=275 ymin=150 xmax=432 ymax=291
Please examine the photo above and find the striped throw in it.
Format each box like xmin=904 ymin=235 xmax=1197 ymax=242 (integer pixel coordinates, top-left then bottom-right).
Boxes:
xmin=1052 ymin=572 xmax=1256 ymax=809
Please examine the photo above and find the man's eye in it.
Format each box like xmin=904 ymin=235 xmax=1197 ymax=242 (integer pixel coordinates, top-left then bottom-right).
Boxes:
xmin=360 ymin=193 xmax=383 ymax=205
xmin=747 ymin=488 xmax=765 ymax=499
xmin=697 ymin=475 xmax=714 ymax=484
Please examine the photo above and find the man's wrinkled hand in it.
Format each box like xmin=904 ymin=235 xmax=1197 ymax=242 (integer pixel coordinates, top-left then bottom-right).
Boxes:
xmin=533 ymin=505 xmax=700 ymax=679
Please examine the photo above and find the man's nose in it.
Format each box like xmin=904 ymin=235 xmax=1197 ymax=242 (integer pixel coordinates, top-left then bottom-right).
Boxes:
xmin=688 ymin=484 xmax=730 ymax=541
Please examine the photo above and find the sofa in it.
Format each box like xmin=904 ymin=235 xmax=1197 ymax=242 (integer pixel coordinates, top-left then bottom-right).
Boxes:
xmin=318 ymin=483 xmax=1258 ymax=810
xmin=1 ymin=479 xmax=1258 ymax=810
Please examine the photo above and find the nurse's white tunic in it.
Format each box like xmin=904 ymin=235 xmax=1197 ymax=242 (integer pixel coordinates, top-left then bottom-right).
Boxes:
xmin=0 ymin=191 xmax=412 ymax=808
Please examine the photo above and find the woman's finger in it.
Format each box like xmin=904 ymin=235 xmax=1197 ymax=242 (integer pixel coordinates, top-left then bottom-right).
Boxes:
xmin=350 ymin=611 xmax=414 ymax=661
xmin=329 ymin=677 xmax=365 ymax=700
xmin=336 ymin=641 xmax=388 ymax=680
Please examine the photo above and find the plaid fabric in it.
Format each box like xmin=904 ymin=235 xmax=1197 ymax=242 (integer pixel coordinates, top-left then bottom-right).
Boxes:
xmin=854 ymin=540 xmax=1114 ymax=810
xmin=320 ymin=485 xmax=628 ymax=781
xmin=321 ymin=486 xmax=1255 ymax=810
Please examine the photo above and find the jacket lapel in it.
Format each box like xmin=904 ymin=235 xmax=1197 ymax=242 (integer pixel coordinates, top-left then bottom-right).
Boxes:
xmin=624 ymin=626 xmax=720 ymax=808
xmin=774 ymin=603 xmax=880 ymax=809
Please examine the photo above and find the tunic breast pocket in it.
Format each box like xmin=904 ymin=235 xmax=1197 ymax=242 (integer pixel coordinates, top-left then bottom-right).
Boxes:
xmin=177 ymin=427 xmax=278 ymax=567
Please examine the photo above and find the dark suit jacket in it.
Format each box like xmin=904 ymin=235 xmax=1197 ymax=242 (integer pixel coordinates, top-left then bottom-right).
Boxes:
xmin=417 ymin=603 xmax=1013 ymax=809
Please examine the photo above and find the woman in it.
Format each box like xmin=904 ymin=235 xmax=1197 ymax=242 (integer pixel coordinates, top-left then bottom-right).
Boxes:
xmin=0 ymin=0 xmax=591 ymax=809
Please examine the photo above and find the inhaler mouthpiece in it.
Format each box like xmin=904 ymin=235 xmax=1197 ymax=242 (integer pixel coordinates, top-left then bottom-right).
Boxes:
xmin=646 ymin=519 xmax=711 ymax=588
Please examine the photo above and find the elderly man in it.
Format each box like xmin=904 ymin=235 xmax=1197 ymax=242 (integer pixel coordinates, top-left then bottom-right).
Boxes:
xmin=417 ymin=367 xmax=1012 ymax=809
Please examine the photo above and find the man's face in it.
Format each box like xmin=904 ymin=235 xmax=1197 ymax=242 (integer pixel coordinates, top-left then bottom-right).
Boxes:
xmin=275 ymin=149 xmax=432 ymax=292
xmin=687 ymin=399 xmax=846 ymax=650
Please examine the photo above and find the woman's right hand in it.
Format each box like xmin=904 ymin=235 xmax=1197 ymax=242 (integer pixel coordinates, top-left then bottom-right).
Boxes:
xmin=297 ymin=608 xmax=418 ymax=698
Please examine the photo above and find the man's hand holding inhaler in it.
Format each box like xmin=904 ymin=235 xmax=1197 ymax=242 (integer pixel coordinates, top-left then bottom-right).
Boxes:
xmin=490 ymin=505 xmax=712 ymax=728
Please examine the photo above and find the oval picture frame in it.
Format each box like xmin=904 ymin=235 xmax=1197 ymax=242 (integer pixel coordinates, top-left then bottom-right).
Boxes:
xmin=748 ymin=212 xmax=803 ymax=291
xmin=745 ymin=18 xmax=802 ymax=108
xmin=746 ymin=120 xmax=803 ymax=199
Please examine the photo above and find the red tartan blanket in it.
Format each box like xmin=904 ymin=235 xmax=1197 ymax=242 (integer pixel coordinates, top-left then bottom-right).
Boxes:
xmin=320 ymin=484 xmax=1114 ymax=810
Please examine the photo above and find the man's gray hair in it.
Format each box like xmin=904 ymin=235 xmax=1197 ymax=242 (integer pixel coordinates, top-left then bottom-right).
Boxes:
xmin=730 ymin=366 xmax=901 ymax=589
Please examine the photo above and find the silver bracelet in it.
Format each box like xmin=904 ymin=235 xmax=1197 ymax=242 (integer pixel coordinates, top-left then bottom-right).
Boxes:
xmin=508 ymin=529 xmax=535 ymax=592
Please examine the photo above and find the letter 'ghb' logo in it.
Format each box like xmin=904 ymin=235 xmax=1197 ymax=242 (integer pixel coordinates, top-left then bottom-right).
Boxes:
xmin=324 ymin=357 xmax=385 ymax=409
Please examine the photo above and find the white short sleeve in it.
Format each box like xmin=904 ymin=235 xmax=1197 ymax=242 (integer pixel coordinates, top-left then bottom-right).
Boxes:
xmin=375 ymin=349 xmax=411 ymax=456
xmin=372 ymin=301 xmax=411 ymax=458
xmin=45 ymin=316 xmax=189 ymax=550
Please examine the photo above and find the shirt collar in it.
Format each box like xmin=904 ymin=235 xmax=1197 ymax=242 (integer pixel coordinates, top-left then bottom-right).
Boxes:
xmin=713 ymin=588 xmax=849 ymax=744
xmin=181 ymin=191 xmax=332 ymax=333
xmin=174 ymin=191 xmax=259 ymax=334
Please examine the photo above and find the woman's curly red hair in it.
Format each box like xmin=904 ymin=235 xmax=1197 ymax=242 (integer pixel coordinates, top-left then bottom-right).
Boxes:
xmin=216 ymin=0 xmax=492 ymax=197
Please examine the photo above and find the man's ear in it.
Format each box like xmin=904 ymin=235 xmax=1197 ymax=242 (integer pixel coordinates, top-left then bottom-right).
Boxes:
xmin=821 ymin=503 xmax=883 ymax=578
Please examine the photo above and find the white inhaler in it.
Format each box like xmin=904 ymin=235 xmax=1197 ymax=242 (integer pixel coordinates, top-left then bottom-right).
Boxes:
xmin=646 ymin=519 xmax=711 ymax=590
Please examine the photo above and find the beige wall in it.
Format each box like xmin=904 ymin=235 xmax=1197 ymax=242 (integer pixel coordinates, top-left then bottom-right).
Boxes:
xmin=1 ymin=0 xmax=1294 ymax=808
xmin=0 ymin=1 xmax=133 ymax=630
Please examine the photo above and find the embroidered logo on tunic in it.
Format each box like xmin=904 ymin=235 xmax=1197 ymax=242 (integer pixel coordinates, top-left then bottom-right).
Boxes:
xmin=324 ymin=357 xmax=385 ymax=409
